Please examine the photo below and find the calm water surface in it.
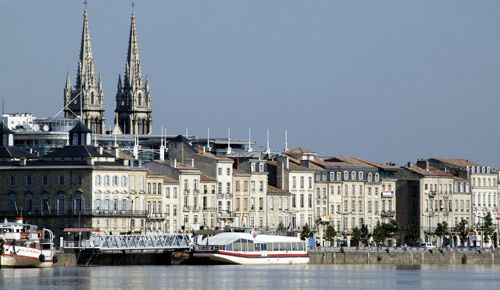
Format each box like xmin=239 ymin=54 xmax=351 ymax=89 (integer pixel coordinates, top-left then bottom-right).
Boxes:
xmin=1 ymin=264 xmax=499 ymax=290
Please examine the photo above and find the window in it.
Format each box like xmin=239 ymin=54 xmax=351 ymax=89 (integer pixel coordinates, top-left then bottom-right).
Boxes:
xmin=259 ymin=198 xmax=264 ymax=210
xmin=308 ymin=194 xmax=312 ymax=208
xmin=337 ymin=172 xmax=341 ymax=180
xmin=43 ymin=176 xmax=49 ymax=186
xmin=76 ymin=175 xmax=83 ymax=185
xmin=10 ymin=176 xmax=16 ymax=186
xmin=300 ymin=194 xmax=304 ymax=208
xmin=104 ymin=175 xmax=110 ymax=186
xmin=308 ymin=177 xmax=312 ymax=189
xmin=351 ymin=171 xmax=356 ymax=180
xmin=343 ymin=171 xmax=349 ymax=180
xmin=300 ymin=177 xmax=304 ymax=189
xmin=218 ymin=168 xmax=222 ymax=175
xmin=259 ymin=163 xmax=264 ymax=172
xmin=259 ymin=181 xmax=264 ymax=192
xmin=251 ymin=163 xmax=256 ymax=172
xmin=292 ymin=177 xmax=297 ymax=189
xmin=25 ymin=175 xmax=33 ymax=186
xmin=121 ymin=176 xmax=127 ymax=187
xmin=374 ymin=173 xmax=380 ymax=182
xmin=368 ymin=173 xmax=372 ymax=182
xmin=236 ymin=181 xmax=240 ymax=192
xmin=226 ymin=182 xmax=231 ymax=194
xmin=58 ymin=175 xmax=65 ymax=185
xmin=227 ymin=168 xmax=230 ymax=176
xmin=113 ymin=176 xmax=119 ymax=186
xmin=359 ymin=172 xmax=363 ymax=180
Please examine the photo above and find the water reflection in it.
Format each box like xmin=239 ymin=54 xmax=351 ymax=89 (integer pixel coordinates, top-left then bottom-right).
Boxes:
xmin=1 ymin=264 xmax=499 ymax=290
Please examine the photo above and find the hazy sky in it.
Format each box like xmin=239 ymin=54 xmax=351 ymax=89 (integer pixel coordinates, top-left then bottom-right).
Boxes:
xmin=1 ymin=0 xmax=500 ymax=166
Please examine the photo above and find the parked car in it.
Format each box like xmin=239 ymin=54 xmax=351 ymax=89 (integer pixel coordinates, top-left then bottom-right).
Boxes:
xmin=419 ymin=242 xmax=436 ymax=250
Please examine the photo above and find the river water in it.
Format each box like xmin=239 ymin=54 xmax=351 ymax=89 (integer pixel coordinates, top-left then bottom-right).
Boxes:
xmin=1 ymin=264 xmax=499 ymax=290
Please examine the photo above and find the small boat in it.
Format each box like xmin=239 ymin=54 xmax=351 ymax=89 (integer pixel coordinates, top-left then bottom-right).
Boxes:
xmin=193 ymin=232 xmax=309 ymax=265
xmin=0 ymin=217 xmax=58 ymax=268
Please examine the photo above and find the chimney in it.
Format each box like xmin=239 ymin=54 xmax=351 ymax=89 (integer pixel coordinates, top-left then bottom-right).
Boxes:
xmin=173 ymin=158 xmax=177 ymax=168
xmin=191 ymin=158 xmax=195 ymax=168
xmin=99 ymin=147 xmax=103 ymax=155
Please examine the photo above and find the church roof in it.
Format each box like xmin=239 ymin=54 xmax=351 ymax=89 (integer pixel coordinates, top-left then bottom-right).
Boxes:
xmin=69 ymin=121 xmax=92 ymax=134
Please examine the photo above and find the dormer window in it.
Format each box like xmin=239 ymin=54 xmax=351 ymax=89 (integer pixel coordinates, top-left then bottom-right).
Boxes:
xmin=259 ymin=163 xmax=264 ymax=172
xmin=343 ymin=171 xmax=349 ymax=180
xmin=358 ymin=172 xmax=363 ymax=180
xmin=368 ymin=173 xmax=373 ymax=182
xmin=374 ymin=173 xmax=380 ymax=182
xmin=351 ymin=171 xmax=356 ymax=180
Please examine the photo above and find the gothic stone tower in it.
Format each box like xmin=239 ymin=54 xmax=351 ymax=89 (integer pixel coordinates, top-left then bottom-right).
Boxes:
xmin=114 ymin=10 xmax=152 ymax=135
xmin=64 ymin=5 xmax=105 ymax=134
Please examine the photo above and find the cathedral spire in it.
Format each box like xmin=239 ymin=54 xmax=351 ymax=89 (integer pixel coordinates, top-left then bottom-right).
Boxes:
xmin=76 ymin=4 xmax=96 ymax=89
xmin=64 ymin=2 xmax=105 ymax=135
xmin=124 ymin=9 xmax=142 ymax=90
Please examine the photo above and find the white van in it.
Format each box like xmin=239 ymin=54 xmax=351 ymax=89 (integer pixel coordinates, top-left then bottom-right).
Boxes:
xmin=419 ymin=242 xmax=436 ymax=249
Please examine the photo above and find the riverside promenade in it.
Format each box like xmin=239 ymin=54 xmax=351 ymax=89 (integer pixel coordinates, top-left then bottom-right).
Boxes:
xmin=309 ymin=247 xmax=500 ymax=265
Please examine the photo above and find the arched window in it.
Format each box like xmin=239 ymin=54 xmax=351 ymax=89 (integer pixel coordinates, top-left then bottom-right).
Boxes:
xmin=96 ymin=175 xmax=102 ymax=186
xmin=25 ymin=192 xmax=34 ymax=213
xmin=343 ymin=171 xmax=349 ymax=180
xmin=138 ymin=93 xmax=142 ymax=106
xmin=368 ymin=173 xmax=373 ymax=182
xmin=104 ymin=175 xmax=110 ymax=186
xmin=74 ymin=192 xmax=83 ymax=213
xmin=91 ymin=91 xmax=95 ymax=104
xmin=374 ymin=173 xmax=380 ymax=182
xmin=57 ymin=192 xmax=66 ymax=214
xmin=8 ymin=193 xmax=17 ymax=212
xmin=351 ymin=171 xmax=356 ymax=180
xmin=358 ymin=172 xmax=364 ymax=180
xmin=41 ymin=192 xmax=50 ymax=212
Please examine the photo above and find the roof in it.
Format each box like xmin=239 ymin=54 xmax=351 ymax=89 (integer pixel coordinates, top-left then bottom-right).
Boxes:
xmin=201 ymin=232 xmax=302 ymax=246
xmin=0 ymin=122 xmax=14 ymax=135
xmin=68 ymin=121 xmax=92 ymax=134
xmin=267 ymin=185 xmax=291 ymax=196
xmin=0 ymin=146 xmax=38 ymax=160
xmin=196 ymin=151 xmax=232 ymax=162
xmin=200 ymin=175 xmax=217 ymax=182
xmin=346 ymin=156 xmax=399 ymax=170
xmin=44 ymin=146 xmax=114 ymax=159
xmin=404 ymin=166 xmax=454 ymax=177
xmin=285 ymin=147 xmax=317 ymax=155
xmin=430 ymin=158 xmax=481 ymax=168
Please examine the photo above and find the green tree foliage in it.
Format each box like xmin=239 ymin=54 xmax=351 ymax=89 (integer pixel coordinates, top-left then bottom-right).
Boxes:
xmin=482 ymin=212 xmax=495 ymax=244
xmin=372 ymin=221 xmax=385 ymax=244
xmin=277 ymin=221 xmax=285 ymax=231
xmin=455 ymin=219 xmax=469 ymax=247
xmin=360 ymin=223 xmax=371 ymax=245
xmin=351 ymin=226 xmax=361 ymax=247
xmin=300 ymin=223 xmax=313 ymax=240
xmin=435 ymin=222 xmax=449 ymax=238
xmin=325 ymin=225 xmax=337 ymax=246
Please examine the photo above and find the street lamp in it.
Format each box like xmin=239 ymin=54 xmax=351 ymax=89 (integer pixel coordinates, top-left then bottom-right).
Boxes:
xmin=427 ymin=192 xmax=436 ymax=243
xmin=127 ymin=196 xmax=139 ymax=234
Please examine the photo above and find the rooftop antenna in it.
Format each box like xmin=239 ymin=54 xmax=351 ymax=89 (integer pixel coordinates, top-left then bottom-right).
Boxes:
xmin=2 ymin=97 xmax=4 ymax=116
xmin=185 ymin=128 xmax=189 ymax=138
xmin=265 ymin=129 xmax=271 ymax=155
xmin=284 ymin=129 xmax=288 ymax=152
xmin=247 ymin=128 xmax=253 ymax=152
xmin=159 ymin=126 xmax=165 ymax=161
xmin=227 ymin=128 xmax=232 ymax=155
xmin=84 ymin=0 xmax=88 ymax=9
xmin=206 ymin=127 xmax=211 ymax=151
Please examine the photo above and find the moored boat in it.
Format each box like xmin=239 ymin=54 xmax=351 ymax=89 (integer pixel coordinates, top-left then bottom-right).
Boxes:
xmin=0 ymin=217 xmax=57 ymax=268
xmin=193 ymin=232 xmax=309 ymax=265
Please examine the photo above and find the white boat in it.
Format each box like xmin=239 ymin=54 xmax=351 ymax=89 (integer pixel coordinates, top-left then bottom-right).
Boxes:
xmin=0 ymin=217 xmax=57 ymax=268
xmin=194 ymin=232 xmax=309 ymax=265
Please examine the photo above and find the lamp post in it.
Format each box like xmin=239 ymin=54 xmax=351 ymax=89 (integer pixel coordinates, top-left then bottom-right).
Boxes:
xmin=427 ymin=192 xmax=436 ymax=243
xmin=127 ymin=196 xmax=139 ymax=234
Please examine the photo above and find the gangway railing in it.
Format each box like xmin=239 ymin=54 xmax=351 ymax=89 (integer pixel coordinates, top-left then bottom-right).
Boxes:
xmin=63 ymin=233 xmax=192 ymax=252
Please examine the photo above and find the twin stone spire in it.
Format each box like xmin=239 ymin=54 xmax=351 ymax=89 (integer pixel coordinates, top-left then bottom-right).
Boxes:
xmin=64 ymin=5 xmax=152 ymax=135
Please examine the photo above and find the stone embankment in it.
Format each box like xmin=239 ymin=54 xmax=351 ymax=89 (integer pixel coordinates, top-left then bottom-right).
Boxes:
xmin=309 ymin=248 xmax=500 ymax=265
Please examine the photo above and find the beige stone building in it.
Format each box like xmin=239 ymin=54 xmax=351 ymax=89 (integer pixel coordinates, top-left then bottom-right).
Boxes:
xmin=232 ymin=159 xmax=268 ymax=229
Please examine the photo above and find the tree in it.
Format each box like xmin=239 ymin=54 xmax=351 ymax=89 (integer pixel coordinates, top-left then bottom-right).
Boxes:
xmin=383 ymin=219 xmax=401 ymax=241
xmin=372 ymin=221 xmax=385 ymax=245
xmin=455 ymin=219 xmax=469 ymax=247
xmin=277 ymin=222 xmax=286 ymax=231
xmin=434 ymin=221 xmax=449 ymax=246
xmin=482 ymin=212 xmax=495 ymax=244
xmin=324 ymin=225 xmax=337 ymax=247
xmin=360 ymin=223 xmax=371 ymax=246
xmin=351 ymin=226 xmax=361 ymax=247
xmin=300 ymin=223 xmax=313 ymax=240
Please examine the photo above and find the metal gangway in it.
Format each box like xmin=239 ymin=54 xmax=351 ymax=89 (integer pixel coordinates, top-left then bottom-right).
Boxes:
xmin=64 ymin=233 xmax=192 ymax=252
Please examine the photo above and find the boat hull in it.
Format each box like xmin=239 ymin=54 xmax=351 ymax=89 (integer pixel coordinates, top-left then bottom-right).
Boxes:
xmin=1 ymin=245 xmax=55 ymax=268
xmin=194 ymin=251 xmax=309 ymax=265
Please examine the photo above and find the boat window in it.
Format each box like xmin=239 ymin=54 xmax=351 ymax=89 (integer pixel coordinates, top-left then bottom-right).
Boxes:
xmin=293 ymin=243 xmax=300 ymax=251
xmin=279 ymin=242 xmax=287 ymax=251
xmin=254 ymin=244 xmax=260 ymax=251
xmin=233 ymin=242 xmax=241 ymax=251
xmin=226 ymin=244 xmax=232 ymax=251
xmin=262 ymin=244 xmax=269 ymax=251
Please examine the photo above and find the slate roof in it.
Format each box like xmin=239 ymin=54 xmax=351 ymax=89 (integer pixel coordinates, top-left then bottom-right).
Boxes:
xmin=430 ymin=158 xmax=481 ymax=168
xmin=44 ymin=146 xmax=114 ymax=159
xmin=0 ymin=146 xmax=38 ymax=159
xmin=69 ymin=121 xmax=92 ymax=134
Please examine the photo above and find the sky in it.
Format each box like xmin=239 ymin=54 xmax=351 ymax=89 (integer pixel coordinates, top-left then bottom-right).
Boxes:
xmin=1 ymin=0 xmax=500 ymax=166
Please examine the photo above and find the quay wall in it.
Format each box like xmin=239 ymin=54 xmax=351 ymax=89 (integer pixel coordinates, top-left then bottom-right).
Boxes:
xmin=309 ymin=250 xmax=500 ymax=265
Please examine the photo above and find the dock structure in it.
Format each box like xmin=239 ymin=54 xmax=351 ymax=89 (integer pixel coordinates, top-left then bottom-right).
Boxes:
xmin=65 ymin=233 xmax=192 ymax=252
